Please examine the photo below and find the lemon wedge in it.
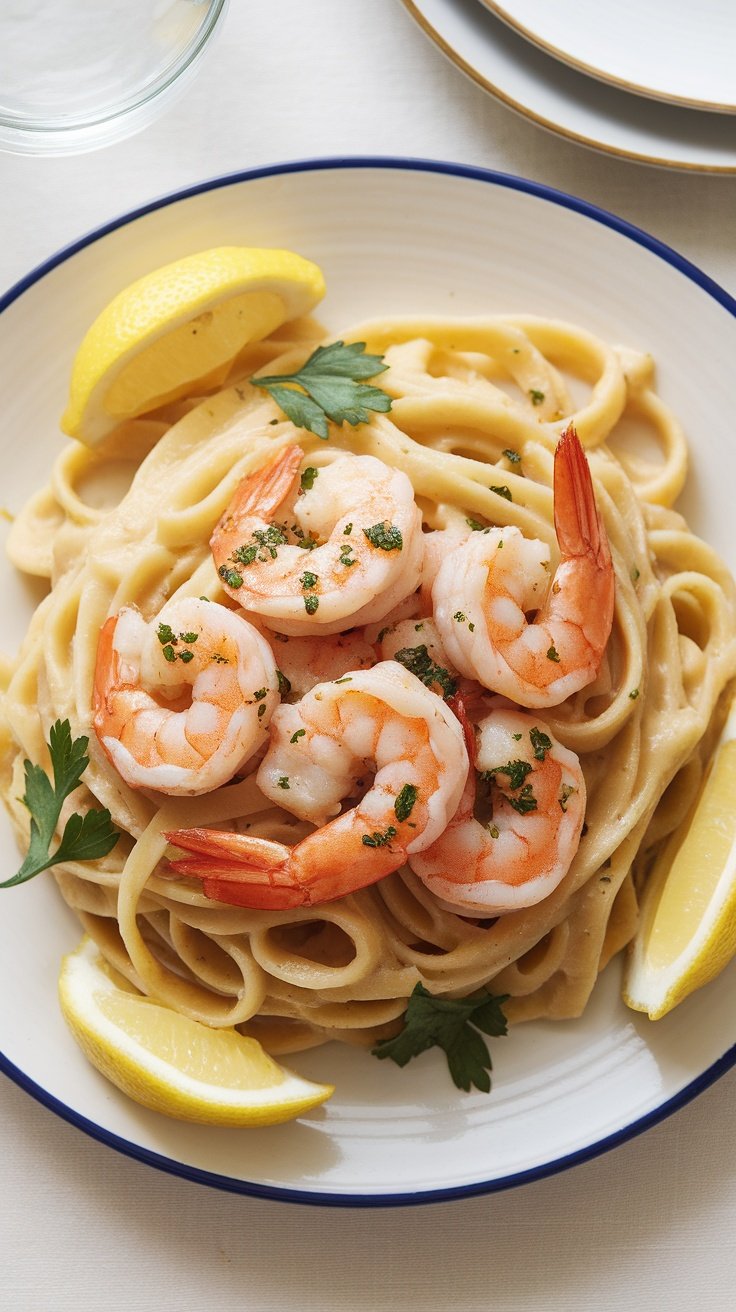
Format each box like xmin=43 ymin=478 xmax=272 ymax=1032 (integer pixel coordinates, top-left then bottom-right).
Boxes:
xmin=58 ymin=937 xmax=333 ymax=1125
xmin=624 ymin=700 xmax=736 ymax=1019
xmin=61 ymin=246 xmax=326 ymax=446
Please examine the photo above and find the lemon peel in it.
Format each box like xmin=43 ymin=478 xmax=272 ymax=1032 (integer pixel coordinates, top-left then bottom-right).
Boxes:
xmin=624 ymin=698 xmax=736 ymax=1019
xmin=61 ymin=246 xmax=326 ymax=446
xmin=58 ymin=937 xmax=334 ymax=1125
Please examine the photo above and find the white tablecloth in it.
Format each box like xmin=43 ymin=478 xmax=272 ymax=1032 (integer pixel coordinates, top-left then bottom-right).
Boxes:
xmin=2 ymin=4 xmax=736 ymax=1309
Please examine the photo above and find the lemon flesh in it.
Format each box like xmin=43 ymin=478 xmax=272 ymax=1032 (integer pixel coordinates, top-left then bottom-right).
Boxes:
xmin=59 ymin=938 xmax=333 ymax=1125
xmin=61 ymin=246 xmax=326 ymax=447
xmin=624 ymin=703 xmax=736 ymax=1020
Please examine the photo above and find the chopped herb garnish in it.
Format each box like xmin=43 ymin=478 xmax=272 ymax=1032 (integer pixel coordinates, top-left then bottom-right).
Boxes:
xmin=507 ymin=784 xmax=537 ymax=814
xmin=219 ymin=565 xmax=243 ymax=589
xmin=454 ymin=611 xmax=467 ymax=623
xmin=502 ymin=448 xmax=521 ymax=464
xmin=276 ymin=669 xmax=291 ymax=696
xmin=258 ymin=703 xmax=267 ymax=718
xmin=468 ymin=622 xmax=475 ymax=633
xmin=290 ymin=728 xmax=306 ymax=744
xmin=362 ymin=825 xmax=397 ymax=848
xmin=339 ymin=544 xmax=356 ymax=567
xmin=232 ymin=543 xmax=258 ymax=567
xmin=277 ymin=776 xmax=290 ymax=790
xmin=489 ymin=824 xmax=500 ymax=839
xmin=333 ymin=676 xmax=352 ymax=684
xmin=512 ymin=733 xmax=522 ymax=741
xmin=343 ymin=522 xmax=353 ymax=535
xmin=377 ymin=626 xmax=391 ymax=644
xmin=529 ymin=388 xmax=545 ymax=406
xmin=157 ymin=623 xmax=175 ymax=646
xmin=559 ymin=784 xmax=576 ymax=813
xmin=363 ymin=521 xmax=403 ymax=552
xmin=252 ymin=340 xmax=392 ymax=440
xmin=372 ymin=983 xmax=509 ymax=1094
xmin=162 ymin=644 xmax=176 ymax=663
xmin=253 ymin=688 xmax=267 ymax=701
xmin=529 ymin=727 xmax=552 ymax=761
xmin=300 ymin=571 xmax=318 ymax=591
xmin=181 ymin=632 xmax=199 ymax=644
xmin=490 ymin=485 xmax=512 ymax=501
xmin=631 ymin=566 xmax=640 ymax=583
xmin=178 ymin=650 xmax=194 ymax=664
xmin=486 ymin=759 xmax=532 ymax=791
xmin=414 ymin=623 xmax=424 ymax=632
xmin=297 ymin=534 xmax=319 ymax=550
xmin=629 ymin=688 xmax=640 ymax=700
xmin=394 ymin=783 xmax=418 ymax=823
xmin=304 ymin=595 xmax=319 ymax=615
xmin=393 ymin=645 xmax=457 ymax=699
xmin=0 ymin=720 xmax=118 ymax=889
xmin=300 ymin=466 xmax=318 ymax=492
xmin=547 ymin=645 xmax=560 ymax=662
xmin=466 ymin=517 xmax=486 ymax=531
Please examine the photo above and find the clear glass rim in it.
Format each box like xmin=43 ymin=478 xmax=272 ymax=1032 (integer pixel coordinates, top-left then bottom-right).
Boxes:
xmin=0 ymin=0 xmax=229 ymax=137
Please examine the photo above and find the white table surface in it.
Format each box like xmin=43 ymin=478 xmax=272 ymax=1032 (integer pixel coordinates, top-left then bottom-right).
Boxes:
xmin=2 ymin=3 xmax=736 ymax=1309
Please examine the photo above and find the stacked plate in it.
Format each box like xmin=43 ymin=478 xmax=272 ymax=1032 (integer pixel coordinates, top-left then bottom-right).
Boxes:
xmin=402 ymin=0 xmax=736 ymax=171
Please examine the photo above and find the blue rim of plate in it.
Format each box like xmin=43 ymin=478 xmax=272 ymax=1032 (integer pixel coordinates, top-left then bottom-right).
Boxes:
xmin=2 ymin=155 xmax=736 ymax=1208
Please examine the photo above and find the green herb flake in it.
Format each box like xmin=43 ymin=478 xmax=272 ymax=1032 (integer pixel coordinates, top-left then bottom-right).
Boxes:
xmin=529 ymin=727 xmax=552 ymax=761
xmin=529 ymin=389 xmax=545 ymax=406
xmin=178 ymin=650 xmax=194 ymax=665
xmin=363 ymin=521 xmax=403 ymax=552
xmin=339 ymin=544 xmax=356 ymax=567
xmin=631 ymin=566 xmax=640 ymax=583
xmin=487 ymin=759 xmax=533 ymax=791
xmin=454 ymin=611 xmax=467 ymax=623
xmin=468 ymin=622 xmax=475 ymax=633
xmin=507 ymin=784 xmax=537 ymax=815
xmin=218 ymin=565 xmax=243 ymax=590
xmin=490 ymin=485 xmax=512 ymax=502
xmin=559 ymin=784 xmax=576 ymax=813
xmin=304 ymin=595 xmax=320 ymax=615
xmin=300 ymin=571 xmax=318 ymax=591
xmin=466 ymin=517 xmax=486 ymax=531
xmin=276 ymin=669 xmax=291 ymax=696
xmin=290 ymin=728 xmax=306 ymax=744
xmin=333 ymin=676 xmax=352 ymax=684
xmin=372 ymin=982 xmax=509 ymax=1094
xmin=232 ymin=543 xmax=258 ymax=567
xmin=0 ymin=719 xmax=119 ymax=890
xmin=277 ymin=776 xmax=290 ymax=790
xmin=547 ymin=645 xmax=561 ymax=662
xmin=394 ymin=783 xmax=418 ymax=823
xmin=489 ymin=824 xmax=500 ymax=839
xmin=629 ymin=688 xmax=640 ymax=700
xmin=343 ymin=522 xmax=353 ymax=535
xmin=180 ymin=632 xmax=199 ymax=644
xmin=512 ymin=733 xmax=522 ymax=741
xmin=393 ymin=645 xmax=457 ymax=699
xmin=253 ymin=688 xmax=267 ymax=701
xmin=210 ymin=652 xmax=229 ymax=665
xmin=502 ymin=448 xmax=521 ymax=464
xmin=157 ymin=623 xmax=175 ymax=646
xmin=362 ymin=825 xmax=397 ymax=849
xmin=300 ymin=466 xmax=318 ymax=492
xmin=258 ymin=703 xmax=267 ymax=718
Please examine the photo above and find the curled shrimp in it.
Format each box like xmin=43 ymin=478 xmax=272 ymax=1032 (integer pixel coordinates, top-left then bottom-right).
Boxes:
xmin=211 ymin=444 xmax=423 ymax=636
xmin=433 ymin=428 xmax=614 ymax=708
xmin=165 ymin=660 xmax=468 ymax=908
xmin=409 ymin=697 xmax=586 ymax=915
xmin=93 ymin=598 xmax=279 ymax=796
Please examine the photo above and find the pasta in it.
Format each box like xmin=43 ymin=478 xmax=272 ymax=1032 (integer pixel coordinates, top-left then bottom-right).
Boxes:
xmin=2 ymin=310 xmax=736 ymax=1057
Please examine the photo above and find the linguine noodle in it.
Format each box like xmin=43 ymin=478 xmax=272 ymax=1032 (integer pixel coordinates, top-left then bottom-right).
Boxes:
xmin=2 ymin=313 xmax=736 ymax=1055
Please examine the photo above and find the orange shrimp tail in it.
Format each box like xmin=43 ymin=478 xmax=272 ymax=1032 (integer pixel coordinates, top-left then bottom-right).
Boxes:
xmin=92 ymin=615 xmax=120 ymax=721
xmin=165 ymin=827 xmax=310 ymax=910
xmin=553 ymin=426 xmax=612 ymax=572
xmin=211 ymin=444 xmax=303 ymax=545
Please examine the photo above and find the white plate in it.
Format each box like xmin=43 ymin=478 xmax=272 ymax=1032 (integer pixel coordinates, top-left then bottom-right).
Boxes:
xmin=481 ymin=0 xmax=736 ymax=112
xmin=402 ymin=0 xmax=736 ymax=172
xmin=2 ymin=158 xmax=736 ymax=1205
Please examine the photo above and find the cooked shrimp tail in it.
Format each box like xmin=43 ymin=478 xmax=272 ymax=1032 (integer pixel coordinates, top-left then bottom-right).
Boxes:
xmin=432 ymin=426 xmax=615 ymax=708
xmin=213 ymin=443 xmax=303 ymax=564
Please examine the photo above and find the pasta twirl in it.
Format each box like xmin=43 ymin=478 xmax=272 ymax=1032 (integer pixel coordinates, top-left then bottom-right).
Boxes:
xmin=2 ymin=313 xmax=735 ymax=1054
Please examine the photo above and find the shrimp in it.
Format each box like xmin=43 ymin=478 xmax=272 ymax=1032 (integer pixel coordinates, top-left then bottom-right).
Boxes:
xmin=265 ymin=629 xmax=377 ymax=698
xmin=432 ymin=427 xmax=614 ymax=708
xmin=93 ymin=598 xmax=280 ymax=796
xmin=409 ymin=698 xmax=586 ymax=915
xmin=211 ymin=444 xmax=424 ymax=636
xmin=164 ymin=660 xmax=468 ymax=909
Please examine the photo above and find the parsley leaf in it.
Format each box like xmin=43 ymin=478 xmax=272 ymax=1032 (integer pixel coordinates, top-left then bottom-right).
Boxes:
xmin=394 ymin=783 xmax=418 ymax=822
xmin=393 ymin=645 xmax=457 ymax=699
xmin=372 ymin=983 xmax=509 ymax=1093
xmin=252 ymin=341 xmax=392 ymax=440
xmin=363 ymin=521 xmax=403 ymax=552
xmin=0 ymin=720 xmax=119 ymax=889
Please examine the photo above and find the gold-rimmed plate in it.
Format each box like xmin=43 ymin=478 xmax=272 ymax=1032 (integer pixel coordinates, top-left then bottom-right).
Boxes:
xmin=402 ymin=0 xmax=736 ymax=172
xmin=481 ymin=0 xmax=736 ymax=113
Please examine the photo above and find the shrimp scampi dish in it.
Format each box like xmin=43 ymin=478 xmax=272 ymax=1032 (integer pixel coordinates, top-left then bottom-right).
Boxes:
xmin=4 ymin=299 xmax=736 ymax=1079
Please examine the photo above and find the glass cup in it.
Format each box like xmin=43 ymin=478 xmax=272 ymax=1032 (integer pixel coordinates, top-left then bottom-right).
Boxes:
xmin=0 ymin=0 xmax=229 ymax=155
